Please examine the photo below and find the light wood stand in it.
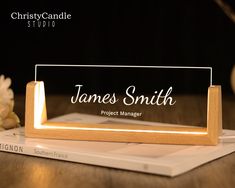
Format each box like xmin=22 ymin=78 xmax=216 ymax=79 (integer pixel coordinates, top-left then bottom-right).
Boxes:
xmin=25 ymin=81 xmax=222 ymax=145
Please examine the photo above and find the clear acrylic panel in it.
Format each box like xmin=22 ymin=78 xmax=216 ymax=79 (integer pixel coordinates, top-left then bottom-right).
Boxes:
xmin=35 ymin=64 xmax=211 ymax=128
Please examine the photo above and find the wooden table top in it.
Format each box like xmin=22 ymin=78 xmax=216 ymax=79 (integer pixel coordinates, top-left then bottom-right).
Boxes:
xmin=0 ymin=95 xmax=235 ymax=188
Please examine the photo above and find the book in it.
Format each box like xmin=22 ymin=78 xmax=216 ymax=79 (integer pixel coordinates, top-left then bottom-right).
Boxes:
xmin=0 ymin=113 xmax=235 ymax=177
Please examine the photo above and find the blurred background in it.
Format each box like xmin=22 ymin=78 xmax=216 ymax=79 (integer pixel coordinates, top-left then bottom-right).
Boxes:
xmin=2 ymin=0 xmax=235 ymax=95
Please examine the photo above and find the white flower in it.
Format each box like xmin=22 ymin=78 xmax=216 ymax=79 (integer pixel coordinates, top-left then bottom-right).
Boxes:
xmin=0 ymin=75 xmax=20 ymax=130
xmin=0 ymin=75 xmax=14 ymax=105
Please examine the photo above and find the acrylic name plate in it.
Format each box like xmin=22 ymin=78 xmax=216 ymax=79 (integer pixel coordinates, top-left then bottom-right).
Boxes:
xmin=25 ymin=65 xmax=222 ymax=145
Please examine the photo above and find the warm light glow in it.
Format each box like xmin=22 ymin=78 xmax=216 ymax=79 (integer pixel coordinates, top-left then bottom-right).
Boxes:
xmin=36 ymin=123 xmax=207 ymax=135
xmin=34 ymin=82 xmax=46 ymax=128
xmin=33 ymin=81 xmax=207 ymax=135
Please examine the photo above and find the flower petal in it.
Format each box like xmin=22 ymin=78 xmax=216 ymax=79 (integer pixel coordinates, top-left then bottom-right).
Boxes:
xmin=0 ymin=103 xmax=10 ymax=119
xmin=2 ymin=117 xmax=19 ymax=129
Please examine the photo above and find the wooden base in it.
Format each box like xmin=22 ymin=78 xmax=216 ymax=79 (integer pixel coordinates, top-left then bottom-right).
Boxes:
xmin=25 ymin=81 xmax=222 ymax=145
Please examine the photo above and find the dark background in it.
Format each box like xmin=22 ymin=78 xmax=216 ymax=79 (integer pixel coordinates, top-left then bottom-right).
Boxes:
xmin=2 ymin=0 xmax=235 ymax=95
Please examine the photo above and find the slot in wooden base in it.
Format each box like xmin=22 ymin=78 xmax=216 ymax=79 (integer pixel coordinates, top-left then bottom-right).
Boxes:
xmin=25 ymin=81 xmax=222 ymax=145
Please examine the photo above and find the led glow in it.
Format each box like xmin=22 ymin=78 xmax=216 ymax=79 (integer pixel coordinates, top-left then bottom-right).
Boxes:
xmin=34 ymin=82 xmax=47 ymax=127
xmin=33 ymin=81 xmax=207 ymax=136
xmin=35 ymin=124 xmax=207 ymax=135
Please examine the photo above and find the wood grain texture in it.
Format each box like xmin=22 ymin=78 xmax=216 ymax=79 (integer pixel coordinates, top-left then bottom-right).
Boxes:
xmin=0 ymin=150 xmax=235 ymax=188
xmin=206 ymin=86 xmax=222 ymax=144
xmin=24 ymin=82 xmax=221 ymax=145
xmin=1 ymin=94 xmax=234 ymax=188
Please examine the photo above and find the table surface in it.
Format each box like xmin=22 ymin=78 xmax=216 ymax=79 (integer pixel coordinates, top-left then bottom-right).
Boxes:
xmin=0 ymin=95 xmax=235 ymax=188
